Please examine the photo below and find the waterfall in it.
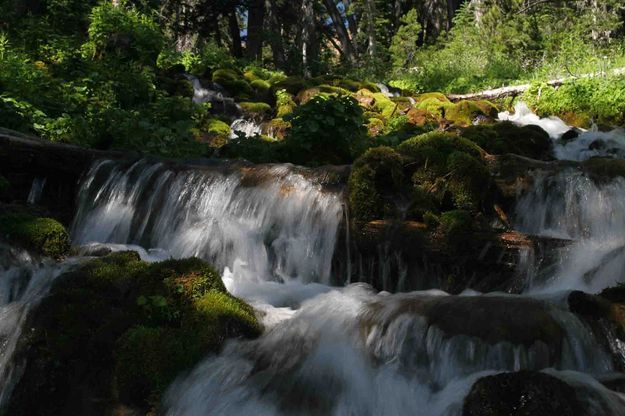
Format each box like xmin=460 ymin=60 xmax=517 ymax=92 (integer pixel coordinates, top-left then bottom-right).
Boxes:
xmin=72 ymin=159 xmax=344 ymax=291
xmin=230 ymin=118 xmax=264 ymax=139
xmin=26 ymin=177 xmax=46 ymax=205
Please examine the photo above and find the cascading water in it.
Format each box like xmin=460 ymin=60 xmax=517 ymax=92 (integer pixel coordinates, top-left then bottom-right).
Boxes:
xmin=0 ymin=243 xmax=76 ymax=407
xmin=229 ymin=118 xmax=264 ymax=139
xmin=63 ymin=153 xmax=625 ymax=414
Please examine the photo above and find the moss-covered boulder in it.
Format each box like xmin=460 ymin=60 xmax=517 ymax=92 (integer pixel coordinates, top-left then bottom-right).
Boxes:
xmin=212 ymin=69 xmax=253 ymax=100
xmin=239 ymin=102 xmax=273 ymax=120
xmin=461 ymin=121 xmax=552 ymax=160
xmin=272 ymin=76 xmax=310 ymax=95
xmin=263 ymin=118 xmax=291 ymax=140
xmin=446 ymin=100 xmax=489 ymax=126
xmin=0 ymin=214 xmax=70 ymax=258
xmin=349 ymin=146 xmax=405 ymax=223
xmin=397 ymin=131 xmax=492 ymax=213
xmin=8 ymin=253 xmax=261 ymax=415
xmin=463 ymin=371 xmax=581 ymax=416
xmin=367 ymin=117 xmax=385 ymax=136
xmin=196 ymin=118 xmax=232 ymax=147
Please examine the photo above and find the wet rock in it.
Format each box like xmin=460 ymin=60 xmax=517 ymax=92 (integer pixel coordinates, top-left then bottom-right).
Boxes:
xmin=463 ymin=371 xmax=582 ymax=416
xmin=561 ymin=129 xmax=580 ymax=143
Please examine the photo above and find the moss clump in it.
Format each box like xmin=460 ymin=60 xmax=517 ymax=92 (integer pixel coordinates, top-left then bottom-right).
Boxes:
xmin=367 ymin=117 xmax=386 ymax=136
xmin=264 ymin=117 xmax=291 ymax=140
xmin=445 ymin=100 xmax=486 ymax=126
xmin=438 ymin=209 xmax=474 ymax=235
xmin=461 ymin=121 xmax=551 ymax=159
xmin=348 ymin=146 xmax=405 ymax=223
xmin=398 ymin=131 xmax=491 ymax=213
xmin=372 ymin=93 xmax=398 ymax=119
xmin=239 ymin=101 xmax=272 ymax=119
xmin=416 ymin=96 xmax=455 ymax=119
xmin=0 ymin=214 xmax=70 ymax=258
xmin=250 ymin=79 xmax=271 ymax=93
xmin=212 ymin=69 xmax=253 ymax=100
xmin=415 ymin=92 xmax=450 ymax=104
xmin=273 ymin=76 xmax=310 ymax=95
xmin=206 ymin=118 xmax=231 ymax=138
xmin=275 ymin=89 xmax=296 ymax=118
xmin=9 ymin=252 xmax=261 ymax=415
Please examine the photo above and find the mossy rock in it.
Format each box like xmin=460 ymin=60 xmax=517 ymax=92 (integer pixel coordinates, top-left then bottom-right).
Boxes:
xmin=474 ymin=100 xmax=499 ymax=118
xmin=438 ymin=209 xmax=474 ymax=235
xmin=398 ymin=132 xmax=492 ymax=213
xmin=239 ymin=102 xmax=273 ymax=119
xmin=415 ymin=92 xmax=450 ymax=104
xmin=8 ymin=253 xmax=261 ymax=415
xmin=582 ymin=158 xmax=625 ymax=183
xmin=445 ymin=100 xmax=488 ymax=126
xmin=349 ymin=146 xmax=405 ymax=223
xmin=406 ymin=108 xmax=439 ymax=127
xmin=272 ymin=76 xmax=310 ymax=95
xmin=416 ymin=97 xmax=455 ymax=119
xmin=275 ymin=89 xmax=296 ymax=118
xmin=0 ymin=214 xmax=70 ymax=258
xmin=372 ymin=93 xmax=397 ymax=119
xmin=367 ymin=117 xmax=386 ymax=136
xmin=212 ymin=69 xmax=253 ymax=100
xmin=362 ymin=81 xmax=381 ymax=93
xmin=461 ymin=121 xmax=552 ymax=160
xmin=206 ymin=118 xmax=231 ymax=138
xmin=250 ymin=79 xmax=272 ymax=101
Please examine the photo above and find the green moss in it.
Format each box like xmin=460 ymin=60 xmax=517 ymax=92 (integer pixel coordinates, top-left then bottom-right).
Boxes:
xmin=398 ymin=131 xmax=492 ymax=213
xmin=9 ymin=253 xmax=261 ymax=414
xmin=461 ymin=121 xmax=551 ymax=159
xmin=250 ymin=79 xmax=271 ymax=94
xmin=362 ymin=81 xmax=381 ymax=92
xmin=265 ymin=117 xmax=291 ymax=140
xmin=0 ymin=214 xmax=70 ymax=258
xmin=239 ymin=101 xmax=272 ymax=118
xmin=349 ymin=146 xmax=405 ymax=223
xmin=212 ymin=69 xmax=253 ymax=100
xmin=416 ymin=97 xmax=455 ymax=118
xmin=206 ymin=118 xmax=231 ymax=137
xmin=438 ymin=209 xmax=474 ymax=235
xmin=372 ymin=93 xmax=398 ymax=119
xmin=367 ymin=117 xmax=386 ymax=136
xmin=445 ymin=100 xmax=486 ymax=126
xmin=275 ymin=89 xmax=296 ymax=118
xmin=415 ymin=92 xmax=450 ymax=104
xmin=397 ymin=131 xmax=483 ymax=162
xmin=273 ymin=76 xmax=310 ymax=95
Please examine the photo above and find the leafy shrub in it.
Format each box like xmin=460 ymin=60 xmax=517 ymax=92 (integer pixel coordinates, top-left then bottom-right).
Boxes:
xmin=283 ymin=95 xmax=367 ymax=165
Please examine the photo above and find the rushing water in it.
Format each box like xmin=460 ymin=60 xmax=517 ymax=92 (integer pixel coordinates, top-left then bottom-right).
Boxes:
xmin=230 ymin=118 xmax=264 ymax=139
xmin=0 ymin=244 xmax=77 ymax=407
xmin=3 ymin=102 xmax=625 ymax=413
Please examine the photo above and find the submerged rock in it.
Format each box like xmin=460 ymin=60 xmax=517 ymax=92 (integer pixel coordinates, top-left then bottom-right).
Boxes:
xmin=463 ymin=371 xmax=581 ymax=416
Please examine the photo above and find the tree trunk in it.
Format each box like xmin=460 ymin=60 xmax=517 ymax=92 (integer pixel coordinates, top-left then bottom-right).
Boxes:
xmin=300 ymin=0 xmax=315 ymax=77
xmin=322 ymin=0 xmax=357 ymax=65
xmin=265 ymin=0 xmax=286 ymax=69
xmin=365 ymin=0 xmax=377 ymax=59
xmin=228 ymin=9 xmax=243 ymax=58
xmin=246 ymin=0 xmax=265 ymax=61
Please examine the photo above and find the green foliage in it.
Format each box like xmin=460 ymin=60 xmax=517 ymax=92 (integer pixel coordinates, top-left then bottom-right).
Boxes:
xmin=522 ymin=76 xmax=625 ymax=125
xmin=0 ymin=214 xmax=70 ymax=258
xmin=239 ymin=102 xmax=272 ymax=119
xmin=9 ymin=252 xmax=261 ymax=414
xmin=438 ymin=209 xmax=475 ymax=235
xmin=82 ymin=2 xmax=163 ymax=65
xmin=284 ymin=95 xmax=367 ymax=165
xmin=349 ymin=146 xmax=405 ymax=223
xmin=276 ymin=89 xmax=296 ymax=118
xmin=390 ymin=9 xmax=422 ymax=69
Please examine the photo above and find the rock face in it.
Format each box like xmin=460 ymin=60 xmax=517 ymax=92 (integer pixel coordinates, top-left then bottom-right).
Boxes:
xmin=463 ymin=371 xmax=582 ymax=416
xmin=0 ymin=130 xmax=124 ymax=224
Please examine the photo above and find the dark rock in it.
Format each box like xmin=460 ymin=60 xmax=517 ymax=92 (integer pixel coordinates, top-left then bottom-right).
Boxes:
xmin=561 ymin=129 xmax=580 ymax=143
xmin=568 ymin=290 xmax=611 ymax=319
xmin=463 ymin=371 xmax=582 ymax=416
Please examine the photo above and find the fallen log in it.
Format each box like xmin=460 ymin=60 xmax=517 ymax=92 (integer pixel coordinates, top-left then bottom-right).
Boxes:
xmin=448 ymin=67 xmax=625 ymax=102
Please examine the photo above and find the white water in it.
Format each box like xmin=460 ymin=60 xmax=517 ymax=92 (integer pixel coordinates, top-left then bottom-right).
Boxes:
xmin=26 ymin=177 xmax=46 ymax=205
xmin=499 ymin=101 xmax=625 ymax=161
xmin=64 ymin=157 xmax=625 ymax=414
xmin=0 ymin=244 xmax=77 ymax=407
xmin=230 ymin=118 xmax=263 ymax=139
